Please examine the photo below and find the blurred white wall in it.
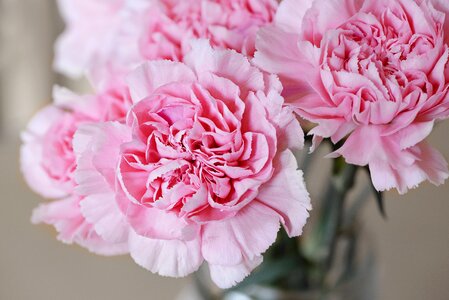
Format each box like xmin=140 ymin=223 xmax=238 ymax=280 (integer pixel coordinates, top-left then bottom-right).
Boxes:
xmin=0 ymin=0 xmax=60 ymax=138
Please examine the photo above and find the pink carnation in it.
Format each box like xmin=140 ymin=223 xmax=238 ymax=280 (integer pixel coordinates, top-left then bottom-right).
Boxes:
xmin=21 ymin=83 xmax=131 ymax=253
xmin=21 ymin=84 xmax=131 ymax=198
xmin=54 ymin=0 xmax=153 ymax=80
xmin=139 ymin=0 xmax=278 ymax=60
xmin=55 ymin=0 xmax=278 ymax=82
xmin=74 ymin=41 xmax=310 ymax=288
xmin=254 ymin=0 xmax=449 ymax=193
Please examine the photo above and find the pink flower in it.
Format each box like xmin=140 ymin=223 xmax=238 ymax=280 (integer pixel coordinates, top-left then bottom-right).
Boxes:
xmin=54 ymin=0 xmax=152 ymax=80
xmin=55 ymin=0 xmax=278 ymax=82
xmin=21 ymin=84 xmax=131 ymax=198
xmin=74 ymin=40 xmax=310 ymax=288
xmin=22 ymin=83 xmax=131 ymax=253
xmin=254 ymin=0 xmax=449 ymax=193
xmin=139 ymin=0 xmax=278 ymax=60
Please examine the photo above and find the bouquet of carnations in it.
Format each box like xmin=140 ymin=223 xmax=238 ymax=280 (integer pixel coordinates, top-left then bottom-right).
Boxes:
xmin=21 ymin=0 xmax=449 ymax=298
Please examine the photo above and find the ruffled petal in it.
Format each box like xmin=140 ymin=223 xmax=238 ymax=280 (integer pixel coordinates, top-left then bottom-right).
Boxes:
xmin=202 ymin=201 xmax=280 ymax=266
xmin=302 ymin=0 xmax=363 ymax=45
xmin=80 ymin=193 xmax=129 ymax=243
xmin=73 ymin=122 xmax=132 ymax=243
xmin=257 ymin=150 xmax=311 ymax=237
xmin=209 ymin=256 xmax=263 ymax=289
xmin=331 ymin=126 xmax=449 ymax=193
xmin=185 ymin=40 xmax=265 ymax=97
xmin=274 ymin=0 xmax=314 ymax=33
xmin=73 ymin=122 xmax=132 ymax=192
xmin=126 ymin=60 xmax=196 ymax=103
xmin=116 ymin=188 xmax=200 ymax=241
xmin=128 ymin=230 xmax=203 ymax=277
xmin=253 ymin=25 xmax=304 ymax=80
xmin=20 ymin=106 xmax=72 ymax=199
xmin=413 ymin=142 xmax=449 ymax=186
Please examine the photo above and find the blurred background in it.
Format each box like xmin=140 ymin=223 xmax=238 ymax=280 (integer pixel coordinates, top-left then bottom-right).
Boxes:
xmin=0 ymin=1 xmax=448 ymax=299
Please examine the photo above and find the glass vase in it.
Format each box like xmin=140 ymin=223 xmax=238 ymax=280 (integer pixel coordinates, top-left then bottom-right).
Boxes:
xmin=185 ymin=231 xmax=378 ymax=300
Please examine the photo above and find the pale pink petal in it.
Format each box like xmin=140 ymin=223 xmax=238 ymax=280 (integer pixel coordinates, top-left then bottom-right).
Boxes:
xmin=389 ymin=121 xmax=435 ymax=150
xmin=116 ymin=188 xmax=200 ymax=241
xmin=20 ymin=106 xmax=72 ymax=199
xmin=73 ymin=122 xmax=132 ymax=192
xmin=80 ymin=193 xmax=129 ymax=244
xmin=184 ymin=40 xmax=265 ymax=96
xmin=73 ymin=125 xmax=112 ymax=196
xmin=256 ymin=82 xmax=304 ymax=151
xmin=369 ymin=155 xmax=426 ymax=194
xmin=332 ymin=126 xmax=449 ymax=193
xmin=73 ymin=122 xmax=132 ymax=243
xmin=253 ymin=25 xmax=304 ymax=80
xmin=201 ymin=223 xmax=244 ymax=266
xmin=126 ymin=61 xmax=196 ymax=103
xmin=413 ymin=142 xmax=449 ymax=186
xmin=128 ymin=230 xmax=203 ymax=277
xmin=302 ymin=0 xmax=363 ymax=45
xmin=274 ymin=0 xmax=314 ymax=33
xmin=328 ymin=126 xmax=382 ymax=166
xmin=202 ymin=201 xmax=280 ymax=267
xmin=257 ymin=150 xmax=311 ymax=237
xmin=273 ymin=104 xmax=305 ymax=151
xmin=430 ymin=0 xmax=449 ymax=44
xmin=54 ymin=0 xmax=151 ymax=80
xmin=369 ymin=142 xmax=448 ymax=194
xmin=209 ymin=256 xmax=263 ymax=289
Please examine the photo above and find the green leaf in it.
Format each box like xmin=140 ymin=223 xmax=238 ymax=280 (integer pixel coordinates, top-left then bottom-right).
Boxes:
xmin=372 ymin=186 xmax=387 ymax=219
xmin=363 ymin=166 xmax=387 ymax=219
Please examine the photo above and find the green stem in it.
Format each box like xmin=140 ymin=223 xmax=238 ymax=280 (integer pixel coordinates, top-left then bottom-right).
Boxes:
xmin=325 ymin=162 xmax=358 ymax=270
xmin=302 ymin=158 xmax=358 ymax=288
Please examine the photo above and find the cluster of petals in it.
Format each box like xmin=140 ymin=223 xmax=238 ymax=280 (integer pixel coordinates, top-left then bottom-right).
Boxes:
xmin=25 ymin=41 xmax=311 ymax=288
xmin=21 ymin=82 xmax=131 ymax=254
xmin=55 ymin=0 xmax=278 ymax=83
xmin=254 ymin=0 xmax=449 ymax=193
